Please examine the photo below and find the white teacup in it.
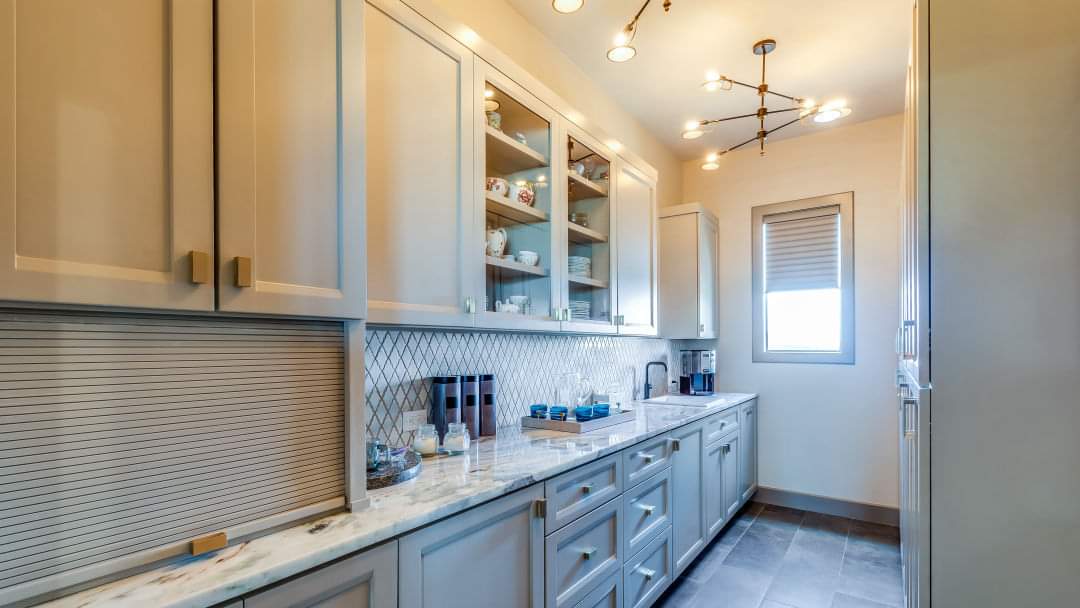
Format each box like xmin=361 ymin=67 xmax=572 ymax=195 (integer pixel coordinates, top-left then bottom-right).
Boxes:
xmin=508 ymin=295 xmax=529 ymax=308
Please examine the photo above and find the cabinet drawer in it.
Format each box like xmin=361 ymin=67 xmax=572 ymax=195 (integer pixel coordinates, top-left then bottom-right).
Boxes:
xmin=546 ymin=498 xmax=622 ymax=608
xmin=704 ymin=410 xmax=738 ymax=446
xmin=623 ymin=468 xmax=672 ymax=558
xmin=573 ymin=572 xmax=621 ymax=608
xmin=622 ymin=434 xmax=672 ymax=488
xmin=546 ymin=454 xmax=622 ymax=534
xmin=623 ymin=526 xmax=673 ymax=608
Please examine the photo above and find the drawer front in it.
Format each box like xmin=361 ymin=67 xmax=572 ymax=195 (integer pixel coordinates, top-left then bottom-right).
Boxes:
xmin=546 ymin=453 xmax=623 ymax=534
xmin=622 ymin=433 xmax=672 ymax=488
xmin=573 ymin=572 xmax=621 ymax=608
xmin=704 ymin=410 xmax=738 ymax=446
xmin=546 ymin=497 xmax=622 ymax=608
xmin=623 ymin=526 xmax=673 ymax=608
xmin=622 ymin=468 xmax=672 ymax=558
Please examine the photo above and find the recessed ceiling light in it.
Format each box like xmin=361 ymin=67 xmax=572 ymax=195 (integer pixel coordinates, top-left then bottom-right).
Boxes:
xmin=607 ymin=31 xmax=636 ymax=63
xmin=552 ymin=0 xmax=584 ymax=13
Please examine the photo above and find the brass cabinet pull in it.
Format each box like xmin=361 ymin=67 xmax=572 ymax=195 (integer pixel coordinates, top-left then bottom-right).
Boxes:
xmin=581 ymin=546 xmax=598 ymax=560
xmin=637 ymin=503 xmax=656 ymax=516
xmin=637 ymin=451 xmax=654 ymax=463
xmin=581 ymin=482 xmax=595 ymax=494
xmin=534 ymin=498 xmax=547 ymax=518
xmin=670 ymin=438 xmax=681 ymax=452
xmin=234 ymin=256 xmax=253 ymax=288
xmin=636 ymin=566 xmax=656 ymax=580
xmin=190 ymin=531 xmax=227 ymax=556
xmin=189 ymin=251 xmax=211 ymax=284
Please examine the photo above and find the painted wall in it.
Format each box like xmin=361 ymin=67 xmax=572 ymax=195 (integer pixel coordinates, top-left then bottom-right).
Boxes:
xmin=414 ymin=0 xmax=684 ymax=207
xmin=679 ymin=114 xmax=904 ymax=507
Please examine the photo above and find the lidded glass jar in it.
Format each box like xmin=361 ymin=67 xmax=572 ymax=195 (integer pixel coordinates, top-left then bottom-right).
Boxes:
xmin=412 ymin=424 xmax=439 ymax=456
xmin=443 ymin=422 xmax=470 ymax=454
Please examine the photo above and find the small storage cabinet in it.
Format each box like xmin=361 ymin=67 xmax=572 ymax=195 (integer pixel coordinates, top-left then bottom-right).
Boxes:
xmin=738 ymin=399 xmax=759 ymax=502
xmin=244 ymin=541 xmax=397 ymax=608
xmin=613 ymin=161 xmax=659 ymax=336
xmin=399 ymin=484 xmax=545 ymax=608
xmin=659 ymin=203 xmax=718 ymax=339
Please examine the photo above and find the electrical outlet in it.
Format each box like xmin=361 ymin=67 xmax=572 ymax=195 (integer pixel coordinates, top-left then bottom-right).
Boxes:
xmin=401 ymin=409 xmax=427 ymax=432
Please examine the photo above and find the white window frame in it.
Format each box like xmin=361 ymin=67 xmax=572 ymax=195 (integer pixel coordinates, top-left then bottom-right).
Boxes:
xmin=752 ymin=192 xmax=855 ymax=364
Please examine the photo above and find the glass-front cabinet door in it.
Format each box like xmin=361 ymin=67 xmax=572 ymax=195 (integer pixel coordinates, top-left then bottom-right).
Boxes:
xmin=560 ymin=125 xmax=617 ymax=334
xmin=474 ymin=61 xmax=561 ymax=330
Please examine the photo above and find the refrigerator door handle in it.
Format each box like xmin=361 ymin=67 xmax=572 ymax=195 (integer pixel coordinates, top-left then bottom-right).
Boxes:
xmin=903 ymin=398 xmax=918 ymax=436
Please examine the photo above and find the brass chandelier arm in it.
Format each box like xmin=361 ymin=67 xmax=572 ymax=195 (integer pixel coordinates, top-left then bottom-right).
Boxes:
xmin=699 ymin=107 xmax=801 ymax=127
xmin=723 ymin=134 xmax=763 ymax=154
xmin=764 ymin=115 xmax=804 ymax=137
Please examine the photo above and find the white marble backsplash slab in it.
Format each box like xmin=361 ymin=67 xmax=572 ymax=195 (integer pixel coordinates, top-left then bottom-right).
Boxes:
xmin=41 ymin=396 xmax=755 ymax=608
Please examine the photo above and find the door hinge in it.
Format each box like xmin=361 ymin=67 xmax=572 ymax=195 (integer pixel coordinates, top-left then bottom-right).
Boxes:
xmin=534 ymin=498 xmax=547 ymax=519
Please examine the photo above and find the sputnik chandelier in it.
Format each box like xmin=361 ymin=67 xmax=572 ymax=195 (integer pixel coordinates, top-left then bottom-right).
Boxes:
xmin=683 ymin=39 xmax=852 ymax=169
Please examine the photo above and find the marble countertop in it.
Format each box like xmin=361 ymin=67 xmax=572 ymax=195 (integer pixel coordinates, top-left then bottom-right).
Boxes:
xmin=42 ymin=394 xmax=756 ymax=608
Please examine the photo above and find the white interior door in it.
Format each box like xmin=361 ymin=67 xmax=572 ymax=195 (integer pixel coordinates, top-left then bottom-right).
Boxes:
xmin=217 ymin=0 xmax=366 ymax=318
xmin=363 ymin=0 xmax=475 ymax=327
xmin=614 ymin=160 xmax=658 ymax=336
xmin=0 ymin=0 xmax=214 ymax=311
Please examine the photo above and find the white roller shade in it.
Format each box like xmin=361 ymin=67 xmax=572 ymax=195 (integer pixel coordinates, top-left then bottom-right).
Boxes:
xmin=763 ymin=205 xmax=841 ymax=292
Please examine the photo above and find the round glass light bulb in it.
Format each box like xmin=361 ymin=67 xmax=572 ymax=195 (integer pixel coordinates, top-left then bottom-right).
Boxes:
xmin=483 ymin=89 xmax=495 ymax=99
xmin=812 ymin=106 xmax=852 ymax=123
xmin=701 ymin=161 xmax=720 ymax=171
xmin=682 ymin=129 xmax=704 ymax=140
xmin=607 ymin=44 xmax=636 ymax=62
xmin=552 ymin=0 xmax=584 ymax=13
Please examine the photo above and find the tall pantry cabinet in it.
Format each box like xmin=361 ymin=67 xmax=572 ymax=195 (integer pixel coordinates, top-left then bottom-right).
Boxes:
xmin=0 ymin=0 xmax=367 ymax=319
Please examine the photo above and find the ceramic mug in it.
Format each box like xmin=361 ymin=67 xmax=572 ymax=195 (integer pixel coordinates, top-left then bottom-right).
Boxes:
xmin=508 ymin=295 xmax=529 ymax=308
xmin=516 ymin=250 xmax=539 ymax=266
xmin=495 ymin=300 xmax=521 ymax=314
xmin=485 ymin=176 xmax=509 ymax=197
xmin=485 ymin=227 xmax=507 ymax=257
xmin=510 ymin=182 xmax=535 ymax=207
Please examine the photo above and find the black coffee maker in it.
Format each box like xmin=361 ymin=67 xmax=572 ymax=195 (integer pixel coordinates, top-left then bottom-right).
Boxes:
xmin=679 ymin=349 xmax=716 ymax=396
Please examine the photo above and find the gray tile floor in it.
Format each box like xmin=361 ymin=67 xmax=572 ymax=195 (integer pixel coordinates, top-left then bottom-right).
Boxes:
xmin=656 ymin=503 xmax=902 ymax=608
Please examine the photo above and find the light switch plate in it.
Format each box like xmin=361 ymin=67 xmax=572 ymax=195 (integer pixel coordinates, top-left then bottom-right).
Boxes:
xmin=401 ymin=409 xmax=427 ymax=432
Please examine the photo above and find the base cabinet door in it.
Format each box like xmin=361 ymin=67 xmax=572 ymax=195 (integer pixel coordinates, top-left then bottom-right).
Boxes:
xmin=738 ymin=400 xmax=758 ymax=503
xmin=0 ymin=0 xmax=214 ymax=311
xmin=670 ymin=422 xmax=705 ymax=575
xmin=704 ymin=440 xmax=726 ymax=540
xmin=364 ymin=0 xmax=476 ymax=327
xmin=217 ymin=0 xmax=365 ymax=318
xmin=721 ymin=435 xmax=741 ymax=522
xmin=399 ymin=484 xmax=545 ymax=608
xmin=245 ymin=540 xmax=397 ymax=608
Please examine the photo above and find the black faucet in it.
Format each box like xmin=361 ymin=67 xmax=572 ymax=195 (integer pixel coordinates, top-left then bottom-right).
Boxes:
xmin=644 ymin=361 xmax=668 ymax=399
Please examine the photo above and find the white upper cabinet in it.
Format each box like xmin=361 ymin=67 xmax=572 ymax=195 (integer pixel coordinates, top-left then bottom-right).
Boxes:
xmin=559 ymin=123 xmax=617 ymax=335
xmin=0 ymin=0 xmax=214 ymax=311
xmin=614 ymin=160 xmax=659 ymax=336
xmin=217 ymin=0 xmax=366 ymax=318
xmin=659 ymin=204 xmax=718 ymax=339
xmin=475 ymin=61 xmax=561 ymax=331
xmin=364 ymin=0 xmax=475 ymax=327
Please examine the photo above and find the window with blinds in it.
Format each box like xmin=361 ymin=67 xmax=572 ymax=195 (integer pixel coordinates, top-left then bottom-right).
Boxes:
xmin=0 ymin=310 xmax=347 ymax=606
xmin=752 ymin=193 xmax=855 ymax=363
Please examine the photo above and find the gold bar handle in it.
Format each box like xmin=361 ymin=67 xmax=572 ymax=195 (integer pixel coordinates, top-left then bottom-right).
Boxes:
xmin=190 ymin=531 xmax=227 ymax=556
xmin=235 ymin=256 xmax=253 ymax=288
xmin=189 ymin=250 xmax=211 ymax=284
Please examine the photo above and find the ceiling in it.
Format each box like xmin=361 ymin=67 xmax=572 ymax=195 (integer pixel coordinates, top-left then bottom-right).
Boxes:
xmin=506 ymin=0 xmax=910 ymax=160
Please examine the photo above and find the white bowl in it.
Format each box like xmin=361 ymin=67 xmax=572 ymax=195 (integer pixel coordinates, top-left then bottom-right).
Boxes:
xmin=517 ymin=250 xmax=540 ymax=266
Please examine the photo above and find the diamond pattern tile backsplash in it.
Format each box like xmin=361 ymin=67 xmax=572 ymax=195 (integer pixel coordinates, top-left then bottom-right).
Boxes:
xmin=365 ymin=328 xmax=674 ymax=446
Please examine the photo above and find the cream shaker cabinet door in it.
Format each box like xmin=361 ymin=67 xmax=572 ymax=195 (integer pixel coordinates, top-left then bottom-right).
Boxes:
xmin=217 ymin=0 xmax=366 ymax=318
xmin=0 ymin=0 xmax=214 ymax=311
xmin=245 ymin=541 xmax=397 ymax=608
xmin=364 ymin=0 xmax=476 ymax=327
xmin=614 ymin=161 xmax=658 ymax=336
xmin=698 ymin=212 xmax=719 ymax=338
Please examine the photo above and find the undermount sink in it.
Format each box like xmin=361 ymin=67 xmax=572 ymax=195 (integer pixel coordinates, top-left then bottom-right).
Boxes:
xmin=641 ymin=394 xmax=723 ymax=407
xmin=641 ymin=393 xmax=754 ymax=408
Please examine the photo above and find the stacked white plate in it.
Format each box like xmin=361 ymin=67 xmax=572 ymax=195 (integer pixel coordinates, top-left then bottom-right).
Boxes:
xmin=569 ymin=299 xmax=592 ymax=320
xmin=567 ymin=256 xmax=592 ymax=278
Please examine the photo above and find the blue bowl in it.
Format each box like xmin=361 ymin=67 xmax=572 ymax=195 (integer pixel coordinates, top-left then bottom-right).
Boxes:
xmin=529 ymin=404 xmax=549 ymax=419
xmin=549 ymin=406 xmax=568 ymax=421
xmin=574 ymin=406 xmax=594 ymax=421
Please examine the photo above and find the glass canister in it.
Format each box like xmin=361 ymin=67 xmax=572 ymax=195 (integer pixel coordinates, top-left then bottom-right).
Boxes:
xmin=412 ymin=424 xmax=439 ymax=456
xmin=443 ymin=422 xmax=470 ymax=454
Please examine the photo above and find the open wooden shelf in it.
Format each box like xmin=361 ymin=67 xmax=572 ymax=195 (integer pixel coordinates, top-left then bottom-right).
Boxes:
xmin=486 ymin=126 xmax=548 ymax=174
xmin=485 ymin=192 xmax=548 ymax=224
xmin=486 ymin=255 xmax=548 ymax=277
xmin=567 ymin=171 xmax=609 ymax=201
xmin=568 ymin=274 xmax=609 ymax=289
xmin=567 ymin=222 xmax=607 ymax=244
